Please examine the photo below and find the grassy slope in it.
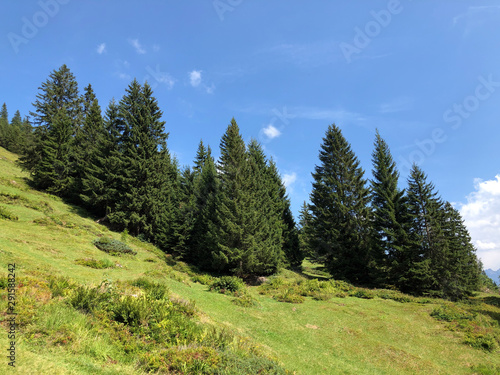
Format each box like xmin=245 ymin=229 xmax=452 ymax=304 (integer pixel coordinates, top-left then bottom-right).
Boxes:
xmin=0 ymin=146 xmax=499 ymax=374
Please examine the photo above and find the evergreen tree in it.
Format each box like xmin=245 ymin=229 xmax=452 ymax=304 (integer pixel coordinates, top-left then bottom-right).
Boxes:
xmin=71 ymin=84 xmax=104 ymax=203
xmin=213 ymin=119 xmax=251 ymax=275
xmin=439 ymin=202 xmax=480 ymax=299
xmin=309 ymin=124 xmax=372 ymax=284
xmin=401 ymin=164 xmax=444 ymax=295
xmin=298 ymin=201 xmax=315 ymax=261
xmin=188 ymin=145 xmax=220 ymax=269
xmin=0 ymin=103 xmax=11 ymax=150
xmin=109 ymin=80 xmax=177 ymax=249
xmin=20 ymin=65 xmax=81 ymax=195
xmin=370 ymin=130 xmax=409 ymax=286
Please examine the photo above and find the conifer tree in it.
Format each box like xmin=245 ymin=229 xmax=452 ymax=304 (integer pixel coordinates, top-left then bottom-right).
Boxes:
xmin=213 ymin=118 xmax=251 ymax=275
xmin=189 ymin=145 xmax=220 ymax=269
xmin=439 ymin=202 xmax=480 ymax=299
xmin=401 ymin=164 xmax=444 ymax=295
xmin=298 ymin=201 xmax=315 ymax=260
xmin=71 ymin=84 xmax=104 ymax=203
xmin=109 ymin=80 xmax=177 ymax=249
xmin=21 ymin=65 xmax=81 ymax=195
xmin=370 ymin=130 xmax=409 ymax=285
xmin=309 ymin=124 xmax=372 ymax=284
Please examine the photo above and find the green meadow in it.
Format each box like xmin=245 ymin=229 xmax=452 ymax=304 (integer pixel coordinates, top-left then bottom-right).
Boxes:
xmin=1 ymin=146 xmax=499 ymax=374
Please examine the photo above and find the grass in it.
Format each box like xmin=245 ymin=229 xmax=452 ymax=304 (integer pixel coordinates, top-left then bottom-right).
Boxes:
xmin=1 ymin=145 xmax=500 ymax=374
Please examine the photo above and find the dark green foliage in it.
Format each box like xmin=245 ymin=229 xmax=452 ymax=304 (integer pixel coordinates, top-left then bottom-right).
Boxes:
xmin=0 ymin=105 xmax=32 ymax=154
xmin=130 ymin=278 xmax=170 ymax=300
xmin=298 ymin=202 xmax=315 ymax=261
xmin=210 ymin=276 xmax=245 ymax=294
xmin=93 ymin=237 xmax=136 ymax=255
xmin=370 ymin=130 xmax=409 ymax=286
xmin=21 ymin=65 xmax=82 ymax=196
xmin=108 ymin=80 xmax=178 ymax=249
xmin=188 ymin=143 xmax=220 ymax=269
xmin=308 ymin=124 xmax=372 ymax=284
xmin=71 ymin=84 xmax=105 ymax=204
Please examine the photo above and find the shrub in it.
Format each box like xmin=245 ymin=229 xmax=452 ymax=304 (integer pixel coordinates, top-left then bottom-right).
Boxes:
xmin=192 ymin=273 xmax=214 ymax=285
xmin=130 ymin=278 xmax=170 ymax=300
xmin=75 ymin=258 xmax=115 ymax=269
xmin=464 ymin=332 xmax=498 ymax=351
xmin=232 ymin=294 xmax=259 ymax=307
xmin=68 ymin=285 xmax=110 ymax=313
xmin=350 ymin=289 xmax=375 ymax=299
xmin=47 ymin=276 xmax=76 ymax=297
xmin=274 ymin=289 xmax=305 ymax=304
xmin=93 ymin=237 xmax=137 ymax=255
xmin=210 ymin=276 xmax=245 ymax=295
xmin=0 ymin=205 xmax=18 ymax=220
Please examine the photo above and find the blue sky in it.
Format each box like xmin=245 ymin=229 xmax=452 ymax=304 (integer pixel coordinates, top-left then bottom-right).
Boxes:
xmin=1 ymin=1 xmax=500 ymax=269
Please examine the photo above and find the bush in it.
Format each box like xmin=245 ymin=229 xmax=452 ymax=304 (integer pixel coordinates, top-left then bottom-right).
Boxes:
xmin=47 ymin=276 xmax=76 ymax=297
xmin=93 ymin=237 xmax=137 ymax=256
xmin=68 ymin=285 xmax=110 ymax=313
xmin=75 ymin=258 xmax=115 ymax=269
xmin=0 ymin=205 xmax=18 ymax=220
xmin=464 ymin=332 xmax=498 ymax=351
xmin=210 ymin=276 xmax=245 ymax=295
xmin=274 ymin=289 xmax=305 ymax=304
xmin=232 ymin=294 xmax=259 ymax=307
xmin=350 ymin=289 xmax=375 ymax=299
xmin=130 ymin=278 xmax=170 ymax=300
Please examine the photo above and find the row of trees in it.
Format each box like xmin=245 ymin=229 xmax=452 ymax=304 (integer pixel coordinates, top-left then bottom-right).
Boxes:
xmin=6 ymin=64 xmax=481 ymax=298
xmin=299 ymin=125 xmax=481 ymax=299
xmin=18 ymin=65 xmax=302 ymax=277
xmin=0 ymin=103 xmax=33 ymax=155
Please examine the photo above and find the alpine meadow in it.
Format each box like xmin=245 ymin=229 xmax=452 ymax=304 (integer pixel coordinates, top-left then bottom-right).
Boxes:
xmin=2 ymin=2 xmax=500 ymax=374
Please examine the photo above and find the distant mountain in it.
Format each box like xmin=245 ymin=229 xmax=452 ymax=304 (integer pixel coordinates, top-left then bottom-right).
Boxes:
xmin=484 ymin=269 xmax=500 ymax=285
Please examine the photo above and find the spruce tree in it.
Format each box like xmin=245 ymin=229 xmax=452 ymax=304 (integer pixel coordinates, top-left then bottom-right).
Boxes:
xmin=21 ymin=65 xmax=81 ymax=195
xmin=0 ymin=103 xmax=11 ymax=150
xmin=109 ymin=80 xmax=177 ymax=249
xmin=370 ymin=130 xmax=409 ymax=286
xmin=298 ymin=201 xmax=315 ymax=261
xmin=213 ymin=119 xmax=250 ymax=275
xmin=401 ymin=164 xmax=444 ymax=295
xmin=309 ymin=124 xmax=372 ymax=284
xmin=439 ymin=202 xmax=480 ymax=299
xmin=71 ymin=84 xmax=104 ymax=203
xmin=189 ymin=145 xmax=220 ymax=269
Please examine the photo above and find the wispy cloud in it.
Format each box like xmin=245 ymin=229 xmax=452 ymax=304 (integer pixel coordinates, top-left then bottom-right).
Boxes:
xmin=189 ymin=70 xmax=215 ymax=94
xmin=282 ymin=172 xmax=297 ymax=189
xmin=459 ymin=175 xmax=500 ymax=270
xmin=262 ymin=124 xmax=282 ymax=140
xmin=129 ymin=38 xmax=146 ymax=54
xmin=189 ymin=70 xmax=202 ymax=87
xmin=145 ymin=65 xmax=175 ymax=89
xmin=452 ymin=6 xmax=500 ymax=36
xmin=379 ymin=97 xmax=414 ymax=114
xmin=96 ymin=43 xmax=106 ymax=54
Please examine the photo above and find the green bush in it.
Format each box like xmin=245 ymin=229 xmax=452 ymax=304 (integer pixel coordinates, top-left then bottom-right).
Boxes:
xmin=75 ymin=258 xmax=115 ymax=269
xmin=68 ymin=285 xmax=111 ymax=313
xmin=210 ymin=276 xmax=245 ymax=294
xmin=430 ymin=305 xmax=476 ymax=322
xmin=232 ymin=293 xmax=259 ymax=307
xmin=0 ymin=205 xmax=18 ymax=220
xmin=464 ymin=332 xmax=498 ymax=351
xmin=274 ymin=289 xmax=305 ymax=304
xmin=93 ymin=237 xmax=137 ymax=255
xmin=47 ymin=276 xmax=76 ymax=297
xmin=130 ymin=277 xmax=170 ymax=300
xmin=350 ymin=289 xmax=375 ymax=299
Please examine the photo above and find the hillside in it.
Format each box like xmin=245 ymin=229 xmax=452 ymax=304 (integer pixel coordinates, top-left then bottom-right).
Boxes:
xmin=1 ymin=145 xmax=500 ymax=374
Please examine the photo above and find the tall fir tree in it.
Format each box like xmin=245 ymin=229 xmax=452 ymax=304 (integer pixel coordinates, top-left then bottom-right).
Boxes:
xmin=438 ymin=202 xmax=480 ymax=299
xmin=370 ymin=130 xmax=409 ymax=286
xmin=188 ymin=144 xmax=220 ymax=269
xmin=20 ymin=65 xmax=81 ymax=195
xmin=108 ymin=80 xmax=177 ymax=250
xmin=309 ymin=124 xmax=372 ymax=284
xmin=401 ymin=164 xmax=444 ymax=295
xmin=213 ymin=118 xmax=251 ymax=275
xmin=298 ymin=201 xmax=315 ymax=261
xmin=71 ymin=84 xmax=105 ymax=203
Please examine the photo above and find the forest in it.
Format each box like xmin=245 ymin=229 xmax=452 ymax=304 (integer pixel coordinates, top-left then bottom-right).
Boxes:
xmin=0 ymin=64 xmax=484 ymax=300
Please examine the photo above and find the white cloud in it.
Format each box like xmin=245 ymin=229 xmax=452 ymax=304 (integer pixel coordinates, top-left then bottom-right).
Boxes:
xmin=262 ymin=125 xmax=281 ymax=140
xmin=379 ymin=97 xmax=414 ymax=114
xmin=282 ymin=172 xmax=297 ymax=188
xmin=459 ymin=175 xmax=500 ymax=270
xmin=129 ymin=38 xmax=146 ymax=54
xmin=96 ymin=43 xmax=106 ymax=54
xmin=189 ymin=70 xmax=202 ymax=87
